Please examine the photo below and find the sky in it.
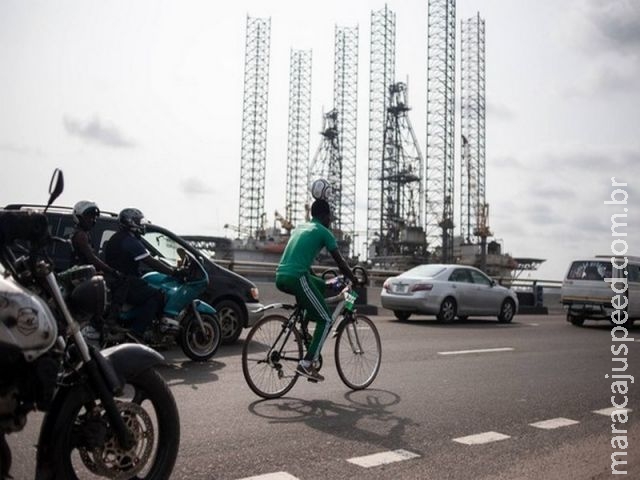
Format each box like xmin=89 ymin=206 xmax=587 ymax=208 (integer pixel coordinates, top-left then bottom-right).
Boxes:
xmin=1 ymin=0 xmax=638 ymax=281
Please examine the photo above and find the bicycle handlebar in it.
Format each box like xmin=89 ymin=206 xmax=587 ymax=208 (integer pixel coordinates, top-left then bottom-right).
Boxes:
xmin=324 ymin=266 xmax=368 ymax=290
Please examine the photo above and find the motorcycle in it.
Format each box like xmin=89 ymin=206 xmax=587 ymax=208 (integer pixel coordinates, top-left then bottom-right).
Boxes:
xmin=101 ymin=249 xmax=222 ymax=362
xmin=0 ymin=169 xmax=180 ymax=479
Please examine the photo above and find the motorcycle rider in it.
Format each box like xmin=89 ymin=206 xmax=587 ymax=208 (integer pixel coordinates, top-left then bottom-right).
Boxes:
xmin=104 ymin=208 xmax=176 ymax=339
xmin=70 ymin=201 xmax=117 ymax=275
xmin=70 ymin=201 xmax=120 ymax=339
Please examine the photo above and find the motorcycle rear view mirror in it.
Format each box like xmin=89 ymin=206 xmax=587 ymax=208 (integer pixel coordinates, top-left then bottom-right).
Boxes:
xmin=45 ymin=168 xmax=64 ymax=212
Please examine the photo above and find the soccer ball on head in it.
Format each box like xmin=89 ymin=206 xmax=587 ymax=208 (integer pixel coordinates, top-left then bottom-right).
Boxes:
xmin=310 ymin=178 xmax=332 ymax=200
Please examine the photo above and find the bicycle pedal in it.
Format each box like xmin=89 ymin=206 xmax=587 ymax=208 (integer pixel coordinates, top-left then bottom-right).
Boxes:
xmin=306 ymin=377 xmax=318 ymax=383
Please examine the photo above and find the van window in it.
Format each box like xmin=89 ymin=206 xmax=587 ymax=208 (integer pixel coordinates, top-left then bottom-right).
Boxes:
xmin=627 ymin=264 xmax=640 ymax=283
xmin=566 ymin=261 xmax=611 ymax=281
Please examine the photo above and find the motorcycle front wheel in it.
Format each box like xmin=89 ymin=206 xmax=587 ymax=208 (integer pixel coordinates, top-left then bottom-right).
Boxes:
xmin=179 ymin=313 xmax=221 ymax=361
xmin=51 ymin=368 xmax=180 ymax=480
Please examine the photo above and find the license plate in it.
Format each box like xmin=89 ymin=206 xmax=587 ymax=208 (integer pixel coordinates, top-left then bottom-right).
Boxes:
xmin=394 ymin=284 xmax=407 ymax=293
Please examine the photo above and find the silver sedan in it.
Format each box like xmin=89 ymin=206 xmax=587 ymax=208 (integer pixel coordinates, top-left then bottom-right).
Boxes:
xmin=380 ymin=264 xmax=519 ymax=323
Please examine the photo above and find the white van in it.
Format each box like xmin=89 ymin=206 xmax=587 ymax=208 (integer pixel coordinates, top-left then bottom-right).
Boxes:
xmin=561 ymin=256 xmax=640 ymax=326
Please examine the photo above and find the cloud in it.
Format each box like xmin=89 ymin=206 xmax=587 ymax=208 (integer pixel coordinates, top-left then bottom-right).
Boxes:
xmin=487 ymin=101 xmax=516 ymax=121
xmin=490 ymin=155 xmax=524 ymax=169
xmin=564 ymin=1 xmax=640 ymax=96
xmin=584 ymin=0 xmax=640 ymax=57
xmin=0 ymin=143 xmax=44 ymax=156
xmin=566 ymin=61 xmax=638 ymax=97
xmin=540 ymin=149 xmax=640 ymax=174
xmin=529 ymin=185 xmax=577 ymax=202
xmin=181 ymin=177 xmax=214 ymax=195
xmin=522 ymin=203 xmax=566 ymax=227
xmin=63 ymin=115 xmax=135 ymax=148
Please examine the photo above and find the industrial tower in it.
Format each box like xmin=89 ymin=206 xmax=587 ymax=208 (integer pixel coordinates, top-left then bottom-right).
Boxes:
xmin=425 ymin=0 xmax=456 ymax=262
xmin=460 ymin=13 xmax=487 ymax=243
xmin=285 ymin=49 xmax=312 ymax=228
xmin=310 ymin=109 xmax=343 ymax=237
xmin=377 ymin=82 xmax=426 ymax=258
xmin=333 ymin=25 xmax=359 ymax=250
xmin=238 ymin=16 xmax=271 ymax=239
xmin=367 ymin=5 xmax=396 ymax=255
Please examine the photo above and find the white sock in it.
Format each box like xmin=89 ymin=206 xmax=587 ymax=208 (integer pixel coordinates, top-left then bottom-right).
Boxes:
xmin=300 ymin=360 xmax=311 ymax=368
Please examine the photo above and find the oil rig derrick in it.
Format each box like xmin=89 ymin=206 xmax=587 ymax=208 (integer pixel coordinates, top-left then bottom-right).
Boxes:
xmin=333 ymin=25 xmax=359 ymax=254
xmin=238 ymin=15 xmax=271 ymax=240
xmin=367 ymin=5 xmax=396 ymax=258
xmin=460 ymin=12 xmax=486 ymax=246
xmin=375 ymin=82 xmax=426 ymax=260
xmin=425 ymin=0 xmax=456 ymax=263
xmin=285 ymin=49 xmax=312 ymax=229
xmin=310 ymin=109 xmax=343 ymax=234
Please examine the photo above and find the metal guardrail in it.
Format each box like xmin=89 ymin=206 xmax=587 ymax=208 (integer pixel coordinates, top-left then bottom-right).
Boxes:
xmin=214 ymin=258 xmax=562 ymax=289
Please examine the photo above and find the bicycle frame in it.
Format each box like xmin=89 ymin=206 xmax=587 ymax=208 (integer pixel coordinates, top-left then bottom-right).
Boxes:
xmin=256 ymin=285 xmax=359 ymax=359
xmin=243 ymin=274 xmax=380 ymax=398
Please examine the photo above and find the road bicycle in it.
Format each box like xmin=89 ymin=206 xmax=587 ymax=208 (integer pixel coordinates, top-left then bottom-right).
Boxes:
xmin=241 ymin=269 xmax=381 ymax=399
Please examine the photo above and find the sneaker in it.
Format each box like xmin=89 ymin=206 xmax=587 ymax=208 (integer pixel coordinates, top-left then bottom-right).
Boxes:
xmin=296 ymin=361 xmax=324 ymax=382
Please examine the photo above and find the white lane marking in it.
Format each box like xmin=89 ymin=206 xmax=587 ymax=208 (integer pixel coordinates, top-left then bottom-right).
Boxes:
xmin=593 ymin=407 xmax=633 ymax=416
xmin=527 ymin=323 xmax=540 ymax=326
xmin=347 ymin=449 xmax=420 ymax=468
xmin=529 ymin=417 xmax=580 ymax=429
xmin=237 ymin=473 xmax=299 ymax=480
xmin=438 ymin=347 xmax=514 ymax=356
xmin=452 ymin=431 xmax=511 ymax=445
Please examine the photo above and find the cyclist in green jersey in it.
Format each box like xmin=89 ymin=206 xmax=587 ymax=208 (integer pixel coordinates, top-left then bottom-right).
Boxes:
xmin=275 ymin=199 xmax=358 ymax=382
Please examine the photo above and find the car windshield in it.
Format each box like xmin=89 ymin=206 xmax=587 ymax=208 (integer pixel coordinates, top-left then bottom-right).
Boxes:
xmin=400 ymin=265 xmax=446 ymax=278
xmin=566 ymin=261 xmax=611 ymax=281
xmin=143 ymin=231 xmax=182 ymax=263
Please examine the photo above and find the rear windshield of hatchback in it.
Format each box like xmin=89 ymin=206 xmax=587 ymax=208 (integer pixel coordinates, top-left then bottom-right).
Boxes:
xmin=566 ymin=261 xmax=611 ymax=281
xmin=401 ymin=265 xmax=446 ymax=278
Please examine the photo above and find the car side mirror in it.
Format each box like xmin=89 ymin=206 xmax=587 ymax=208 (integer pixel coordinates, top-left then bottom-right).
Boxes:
xmin=490 ymin=279 xmax=497 ymax=287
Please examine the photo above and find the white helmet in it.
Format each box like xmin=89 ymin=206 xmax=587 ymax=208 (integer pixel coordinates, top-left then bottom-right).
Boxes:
xmin=72 ymin=201 xmax=100 ymax=225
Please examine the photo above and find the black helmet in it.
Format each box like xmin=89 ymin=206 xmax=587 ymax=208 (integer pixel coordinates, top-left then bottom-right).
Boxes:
xmin=118 ymin=208 xmax=146 ymax=235
xmin=72 ymin=200 xmax=100 ymax=228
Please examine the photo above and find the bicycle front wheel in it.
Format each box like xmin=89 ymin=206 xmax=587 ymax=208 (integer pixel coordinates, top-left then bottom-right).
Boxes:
xmin=334 ymin=314 xmax=381 ymax=390
xmin=242 ymin=314 xmax=303 ymax=399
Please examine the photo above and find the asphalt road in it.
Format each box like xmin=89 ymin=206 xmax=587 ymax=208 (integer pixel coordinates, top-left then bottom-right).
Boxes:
xmin=7 ymin=313 xmax=639 ymax=479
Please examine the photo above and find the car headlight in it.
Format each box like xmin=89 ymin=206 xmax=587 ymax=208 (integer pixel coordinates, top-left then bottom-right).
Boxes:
xmin=250 ymin=287 xmax=260 ymax=301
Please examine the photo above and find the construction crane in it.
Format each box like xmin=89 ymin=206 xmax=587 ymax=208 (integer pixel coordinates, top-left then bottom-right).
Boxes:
xmin=274 ymin=210 xmax=294 ymax=234
xmin=474 ymin=203 xmax=492 ymax=272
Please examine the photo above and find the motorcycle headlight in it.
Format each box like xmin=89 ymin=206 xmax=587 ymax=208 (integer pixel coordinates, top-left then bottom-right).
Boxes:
xmin=70 ymin=275 xmax=107 ymax=318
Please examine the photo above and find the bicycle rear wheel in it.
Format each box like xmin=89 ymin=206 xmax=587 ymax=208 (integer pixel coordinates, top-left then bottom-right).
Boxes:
xmin=334 ymin=314 xmax=381 ymax=390
xmin=242 ymin=314 xmax=303 ymax=399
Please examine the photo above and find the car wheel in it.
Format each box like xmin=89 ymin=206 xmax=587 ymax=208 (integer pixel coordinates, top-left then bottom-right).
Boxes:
xmin=394 ymin=311 xmax=411 ymax=322
xmin=498 ymin=299 xmax=516 ymax=323
xmin=437 ymin=297 xmax=457 ymax=323
xmin=215 ymin=299 xmax=244 ymax=344
xmin=567 ymin=313 xmax=585 ymax=326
